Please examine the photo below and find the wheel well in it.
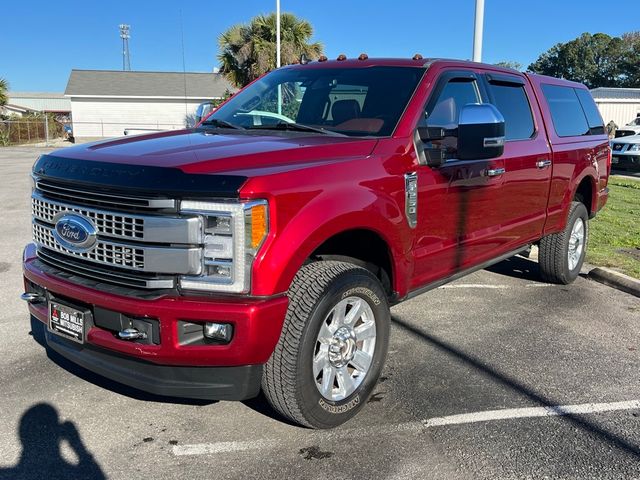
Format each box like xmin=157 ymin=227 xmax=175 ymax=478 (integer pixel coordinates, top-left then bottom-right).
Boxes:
xmin=574 ymin=177 xmax=594 ymax=217
xmin=310 ymin=229 xmax=394 ymax=297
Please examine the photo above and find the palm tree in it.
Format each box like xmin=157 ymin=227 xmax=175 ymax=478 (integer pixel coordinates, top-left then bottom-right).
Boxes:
xmin=0 ymin=78 xmax=9 ymax=106
xmin=218 ymin=13 xmax=323 ymax=88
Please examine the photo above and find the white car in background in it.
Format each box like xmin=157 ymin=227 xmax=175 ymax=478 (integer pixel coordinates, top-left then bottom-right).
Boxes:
xmin=610 ymin=131 xmax=640 ymax=170
xmin=614 ymin=116 xmax=640 ymax=138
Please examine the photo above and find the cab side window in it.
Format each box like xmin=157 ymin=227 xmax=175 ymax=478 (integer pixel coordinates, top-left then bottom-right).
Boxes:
xmin=424 ymin=78 xmax=481 ymax=153
xmin=486 ymin=80 xmax=535 ymax=140
xmin=426 ymin=79 xmax=481 ymax=128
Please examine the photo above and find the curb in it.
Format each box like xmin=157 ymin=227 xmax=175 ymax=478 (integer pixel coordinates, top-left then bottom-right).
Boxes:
xmin=588 ymin=267 xmax=640 ymax=299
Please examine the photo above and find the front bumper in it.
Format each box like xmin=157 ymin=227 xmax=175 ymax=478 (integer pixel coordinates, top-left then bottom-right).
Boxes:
xmin=611 ymin=153 xmax=640 ymax=170
xmin=23 ymin=244 xmax=289 ymax=399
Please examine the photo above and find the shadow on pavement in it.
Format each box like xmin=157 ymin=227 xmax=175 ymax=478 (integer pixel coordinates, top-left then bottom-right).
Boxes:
xmin=0 ymin=403 xmax=105 ymax=480
xmin=485 ymin=254 xmax=544 ymax=283
xmin=30 ymin=316 xmax=213 ymax=407
xmin=391 ymin=315 xmax=640 ymax=458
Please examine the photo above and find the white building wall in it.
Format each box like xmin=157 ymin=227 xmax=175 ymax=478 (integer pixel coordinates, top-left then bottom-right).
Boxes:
xmin=69 ymin=97 xmax=211 ymax=138
xmin=594 ymin=100 xmax=640 ymax=128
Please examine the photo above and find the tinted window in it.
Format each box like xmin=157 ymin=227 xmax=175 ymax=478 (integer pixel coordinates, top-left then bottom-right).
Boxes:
xmin=487 ymin=82 xmax=534 ymax=140
xmin=575 ymin=89 xmax=605 ymax=134
xmin=541 ymin=84 xmax=590 ymax=137
xmin=426 ymin=80 xmax=480 ymax=128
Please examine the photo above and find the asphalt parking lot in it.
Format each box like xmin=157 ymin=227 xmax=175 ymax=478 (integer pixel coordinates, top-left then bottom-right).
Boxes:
xmin=0 ymin=147 xmax=638 ymax=480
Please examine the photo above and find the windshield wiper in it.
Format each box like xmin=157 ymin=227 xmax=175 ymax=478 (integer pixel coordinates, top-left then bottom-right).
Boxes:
xmin=200 ymin=118 xmax=245 ymax=130
xmin=248 ymin=122 xmax=344 ymax=136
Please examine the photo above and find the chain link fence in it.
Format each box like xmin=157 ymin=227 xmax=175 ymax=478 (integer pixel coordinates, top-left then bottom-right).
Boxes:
xmin=0 ymin=118 xmax=66 ymax=146
xmin=0 ymin=118 xmax=195 ymax=146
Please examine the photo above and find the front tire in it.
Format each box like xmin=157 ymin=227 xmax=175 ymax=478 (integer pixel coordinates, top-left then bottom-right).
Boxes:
xmin=262 ymin=261 xmax=390 ymax=429
xmin=539 ymin=201 xmax=589 ymax=284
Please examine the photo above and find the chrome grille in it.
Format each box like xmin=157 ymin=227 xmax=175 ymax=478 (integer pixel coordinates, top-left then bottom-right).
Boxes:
xmin=32 ymin=196 xmax=144 ymax=240
xmin=33 ymin=223 xmax=145 ymax=269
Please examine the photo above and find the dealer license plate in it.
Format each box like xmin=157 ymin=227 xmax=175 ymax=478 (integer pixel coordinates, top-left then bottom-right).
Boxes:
xmin=49 ymin=301 xmax=85 ymax=343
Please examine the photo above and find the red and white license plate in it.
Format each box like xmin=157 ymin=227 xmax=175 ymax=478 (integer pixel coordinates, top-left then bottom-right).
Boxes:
xmin=49 ymin=301 xmax=85 ymax=344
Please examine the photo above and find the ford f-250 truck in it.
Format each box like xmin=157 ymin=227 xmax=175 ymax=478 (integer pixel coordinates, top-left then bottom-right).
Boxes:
xmin=22 ymin=57 xmax=610 ymax=429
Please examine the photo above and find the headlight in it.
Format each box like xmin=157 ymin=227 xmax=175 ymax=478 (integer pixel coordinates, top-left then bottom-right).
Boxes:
xmin=628 ymin=144 xmax=640 ymax=152
xmin=178 ymin=199 xmax=269 ymax=293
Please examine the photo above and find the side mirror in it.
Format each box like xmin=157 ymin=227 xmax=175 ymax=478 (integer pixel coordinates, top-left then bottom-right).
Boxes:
xmin=416 ymin=126 xmax=453 ymax=168
xmin=195 ymin=102 xmax=215 ymax=124
xmin=457 ymin=104 xmax=505 ymax=160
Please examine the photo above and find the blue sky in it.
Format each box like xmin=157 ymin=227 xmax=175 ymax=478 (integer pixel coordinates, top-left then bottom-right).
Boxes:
xmin=3 ymin=0 xmax=638 ymax=92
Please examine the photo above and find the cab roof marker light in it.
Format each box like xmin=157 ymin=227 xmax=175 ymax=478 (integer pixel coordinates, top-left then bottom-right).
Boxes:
xmin=337 ymin=54 xmax=347 ymax=61
xmin=413 ymin=54 xmax=424 ymax=60
xmin=358 ymin=53 xmax=368 ymax=61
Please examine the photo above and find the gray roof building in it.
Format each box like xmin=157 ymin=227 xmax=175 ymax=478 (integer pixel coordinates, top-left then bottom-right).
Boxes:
xmin=65 ymin=70 xmax=235 ymax=99
xmin=590 ymin=87 xmax=640 ymax=100
xmin=7 ymin=92 xmax=71 ymax=112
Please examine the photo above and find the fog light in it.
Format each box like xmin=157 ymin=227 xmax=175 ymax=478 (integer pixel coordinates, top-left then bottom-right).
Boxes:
xmin=203 ymin=322 xmax=233 ymax=342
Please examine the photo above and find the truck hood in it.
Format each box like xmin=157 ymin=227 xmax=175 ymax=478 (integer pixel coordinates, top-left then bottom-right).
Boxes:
xmin=54 ymin=129 xmax=378 ymax=176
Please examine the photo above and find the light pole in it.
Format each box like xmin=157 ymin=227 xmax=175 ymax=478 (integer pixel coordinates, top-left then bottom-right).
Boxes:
xmin=276 ymin=0 xmax=281 ymax=68
xmin=119 ymin=24 xmax=131 ymax=71
xmin=472 ymin=0 xmax=484 ymax=62
xmin=276 ymin=0 xmax=282 ymax=114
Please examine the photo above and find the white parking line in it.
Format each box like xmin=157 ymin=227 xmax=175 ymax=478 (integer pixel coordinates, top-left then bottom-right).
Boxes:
xmin=423 ymin=400 xmax=640 ymax=427
xmin=439 ymin=283 xmax=553 ymax=289
xmin=172 ymin=399 xmax=640 ymax=456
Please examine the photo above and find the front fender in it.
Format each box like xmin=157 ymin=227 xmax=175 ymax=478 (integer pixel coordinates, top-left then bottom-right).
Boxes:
xmin=251 ymin=184 xmax=413 ymax=297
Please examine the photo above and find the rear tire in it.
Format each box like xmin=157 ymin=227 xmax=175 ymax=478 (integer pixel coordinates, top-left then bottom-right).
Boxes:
xmin=539 ymin=201 xmax=589 ymax=284
xmin=262 ymin=261 xmax=390 ymax=429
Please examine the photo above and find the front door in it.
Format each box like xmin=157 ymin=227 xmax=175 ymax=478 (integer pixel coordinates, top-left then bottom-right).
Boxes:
xmin=410 ymin=71 xmax=508 ymax=290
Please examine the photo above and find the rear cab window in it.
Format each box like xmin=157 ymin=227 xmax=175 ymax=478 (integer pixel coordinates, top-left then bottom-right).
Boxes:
xmin=541 ymin=84 xmax=604 ymax=137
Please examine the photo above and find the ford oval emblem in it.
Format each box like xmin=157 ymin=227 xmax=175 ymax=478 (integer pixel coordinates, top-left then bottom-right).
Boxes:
xmin=52 ymin=214 xmax=97 ymax=252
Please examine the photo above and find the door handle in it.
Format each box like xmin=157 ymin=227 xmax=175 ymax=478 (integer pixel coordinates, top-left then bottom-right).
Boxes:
xmin=536 ymin=159 xmax=552 ymax=168
xmin=485 ymin=167 xmax=505 ymax=177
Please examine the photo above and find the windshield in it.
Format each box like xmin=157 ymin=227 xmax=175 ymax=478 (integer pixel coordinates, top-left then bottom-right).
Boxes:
xmin=204 ymin=66 xmax=425 ymax=137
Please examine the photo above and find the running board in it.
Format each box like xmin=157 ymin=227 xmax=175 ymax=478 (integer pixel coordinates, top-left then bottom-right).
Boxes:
xmin=393 ymin=246 xmax=531 ymax=305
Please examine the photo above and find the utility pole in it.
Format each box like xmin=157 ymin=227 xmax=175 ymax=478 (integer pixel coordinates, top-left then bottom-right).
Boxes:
xmin=119 ymin=24 xmax=131 ymax=71
xmin=472 ymin=0 xmax=484 ymax=62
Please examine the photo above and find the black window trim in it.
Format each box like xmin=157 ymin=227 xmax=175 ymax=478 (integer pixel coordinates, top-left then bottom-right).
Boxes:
xmin=480 ymin=72 xmax=537 ymax=142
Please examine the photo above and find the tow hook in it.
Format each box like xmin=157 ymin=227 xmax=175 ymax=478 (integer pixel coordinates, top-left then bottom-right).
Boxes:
xmin=20 ymin=293 xmax=46 ymax=304
xmin=117 ymin=328 xmax=148 ymax=341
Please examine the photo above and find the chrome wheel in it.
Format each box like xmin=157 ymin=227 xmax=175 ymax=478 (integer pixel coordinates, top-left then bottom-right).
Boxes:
xmin=313 ymin=296 xmax=377 ymax=401
xmin=568 ymin=217 xmax=585 ymax=271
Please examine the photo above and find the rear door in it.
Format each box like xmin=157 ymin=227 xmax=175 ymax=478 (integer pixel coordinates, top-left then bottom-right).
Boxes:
xmin=479 ymin=72 xmax=553 ymax=248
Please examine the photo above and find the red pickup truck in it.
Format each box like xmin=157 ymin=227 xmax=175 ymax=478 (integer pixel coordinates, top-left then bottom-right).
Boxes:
xmin=22 ymin=57 xmax=610 ymax=429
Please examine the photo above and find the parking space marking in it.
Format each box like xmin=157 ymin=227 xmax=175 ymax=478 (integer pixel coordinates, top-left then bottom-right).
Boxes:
xmin=172 ymin=400 xmax=640 ymax=456
xmin=423 ymin=400 xmax=640 ymax=427
xmin=439 ymin=283 xmax=554 ymax=289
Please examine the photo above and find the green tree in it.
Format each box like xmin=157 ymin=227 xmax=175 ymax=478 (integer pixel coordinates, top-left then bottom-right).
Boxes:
xmin=218 ymin=12 xmax=323 ymax=88
xmin=527 ymin=32 xmax=638 ymax=88
xmin=0 ymin=78 xmax=9 ymax=106
xmin=495 ymin=61 xmax=522 ymax=71
xmin=620 ymin=31 xmax=640 ymax=87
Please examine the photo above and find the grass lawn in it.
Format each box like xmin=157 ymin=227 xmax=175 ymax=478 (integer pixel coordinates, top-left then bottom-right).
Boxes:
xmin=587 ymin=176 xmax=640 ymax=278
